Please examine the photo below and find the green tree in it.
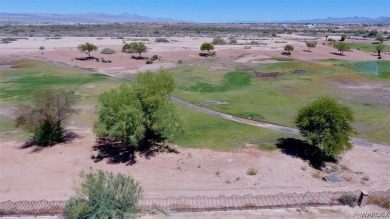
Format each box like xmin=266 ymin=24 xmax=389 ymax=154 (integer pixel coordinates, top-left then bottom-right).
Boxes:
xmin=305 ymin=41 xmax=317 ymax=52
xmin=122 ymin=42 xmax=148 ymax=58
xmin=94 ymin=71 xmax=181 ymax=147
xmin=376 ymin=36 xmax=385 ymax=43
xmin=333 ymin=42 xmax=350 ymax=55
xmin=295 ymin=97 xmax=355 ymax=156
xmin=15 ymin=89 xmax=77 ymax=146
xmin=340 ymin=34 xmax=347 ymax=41
xmin=284 ymin=44 xmax=294 ymax=55
xmin=77 ymin=42 xmax=97 ymax=58
xmin=64 ymin=169 xmax=142 ymax=219
xmin=376 ymin=44 xmax=385 ymax=56
xmin=200 ymin=42 xmax=215 ymax=56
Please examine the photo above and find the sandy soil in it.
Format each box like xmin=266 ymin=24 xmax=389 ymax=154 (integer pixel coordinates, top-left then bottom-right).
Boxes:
xmin=0 ymin=128 xmax=389 ymax=202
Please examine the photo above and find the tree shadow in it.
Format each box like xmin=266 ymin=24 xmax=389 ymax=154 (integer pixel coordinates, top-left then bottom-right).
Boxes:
xmin=276 ymin=138 xmax=336 ymax=169
xmin=330 ymin=52 xmax=345 ymax=56
xmin=281 ymin=52 xmax=291 ymax=56
xmin=92 ymin=137 xmax=179 ymax=166
xmin=303 ymin=50 xmax=312 ymax=52
xmin=19 ymin=130 xmax=80 ymax=153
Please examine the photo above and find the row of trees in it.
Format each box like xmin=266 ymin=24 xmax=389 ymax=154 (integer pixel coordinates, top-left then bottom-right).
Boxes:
xmin=17 ymin=73 xmax=355 ymax=158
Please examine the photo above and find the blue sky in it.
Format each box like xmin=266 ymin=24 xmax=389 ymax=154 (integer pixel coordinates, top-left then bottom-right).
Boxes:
xmin=1 ymin=0 xmax=389 ymax=22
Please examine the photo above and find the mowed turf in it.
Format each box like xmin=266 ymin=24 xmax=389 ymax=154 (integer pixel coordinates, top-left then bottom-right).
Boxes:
xmin=347 ymin=42 xmax=390 ymax=53
xmin=0 ymin=59 xmax=292 ymax=150
xmin=172 ymin=60 xmax=390 ymax=144
xmin=169 ymin=104 xmax=294 ymax=151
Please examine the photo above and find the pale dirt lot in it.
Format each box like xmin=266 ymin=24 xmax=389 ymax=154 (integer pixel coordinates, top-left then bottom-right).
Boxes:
xmin=0 ymin=36 xmax=386 ymax=76
xmin=0 ymin=128 xmax=389 ymax=202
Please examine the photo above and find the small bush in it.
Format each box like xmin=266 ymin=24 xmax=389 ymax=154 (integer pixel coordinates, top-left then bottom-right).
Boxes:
xmin=100 ymin=48 xmax=116 ymax=54
xmin=368 ymin=197 xmax=390 ymax=210
xmin=247 ymin=168 xmax=258 ymax=176
xmin=64 ymin=170 xmax=143 ymax=219
xmin=155 ymin=38 xmax=169 ymax=43
xmin=212 ymin=36 xmax=226 ymax=45
xmin=339 ymin=194 xmax=358 ymax=207
xmin=229 ymin=38 xmax=237 ymax=44
xmin=151 ymin=55 xmax=159 ymax=61
xmin=146 ymin=60 xmax=153 ymax=64
xmin=244 ymin=46 xmax=251 ymax=49
xmin=177 ymin=60 xmax=183 ymax=64
xmin=39 ymin=46 xmax=45 ymax=50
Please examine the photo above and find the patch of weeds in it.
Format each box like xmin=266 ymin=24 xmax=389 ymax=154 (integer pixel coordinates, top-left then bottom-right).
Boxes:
xmin=339 ymin=194 xmax=358 ymax=207
xmin=312 ymin=171 xmax=324 ymax=179
xmin=187 ymin=152 xmax=192 ymax=158
xmin=354 ymin=171 xmax=364 ymax=175
xmin=197 ymin=165 xmax=201 ymax=168
xmin=148 ymin=204 xmax=170 ymax=216
xmin=225 ymin=180 xmax=232 ymax=184
xmin=214 ymin=171 xmax=221 ymax=177
xmin=301 ymin=166 xmax=307 ymax=171
xmin=361 ymin=176 xmax=370 ymax=181
xmin=176 ymin=166 xmax=182 ymax=171
xmin=368 ymin=197 xmax=390 ymax=210
xmin=235 ymin=177 xmax=241 ymax=182
xmin=340 ymin=165 xmax=349 ymax=171
xmin=247 ymin=168 xmax=258 ymax=176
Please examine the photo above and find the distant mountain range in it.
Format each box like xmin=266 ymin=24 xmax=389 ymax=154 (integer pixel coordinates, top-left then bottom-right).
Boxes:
xmin=0 ymin=13 xmax=389 ymax=24
xmin=0 ymin=13 xmax=181 ymax=24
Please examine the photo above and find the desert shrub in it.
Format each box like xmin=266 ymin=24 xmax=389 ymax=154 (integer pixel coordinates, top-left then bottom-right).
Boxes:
xmin=340 ymin=34 xmax=347 ymax=41
xmin=155 ymin=38 xmax=169 ymax=43
xmin=151 ymin=55 xmax=159 ymax=61
xmin=271 ymin=33 xmax=277 ymax=37
xmin=327 ymin=38 xmax=336 ymax=42
xmin=39 ymin=46 xmax=45 ymax=50
xmin=229 ymin=37 xmax=237 ymax=44
xmin=212 ymin=36 xmax=226 ymax=45
xmin=100 ymin=47 xmax=116 ymax=54
xmin=177 ymin=60 xmax=183 ymax=64
xmin=146 ymin=60 xmax=153 ymax=64
xmin=339 ymin=194 xmax=358 ymax=207
xmin=64 ymin=170 xmax=143 ymax=219
xmin=122 ymin=42 xmax=147 ymax=58
xmin=244 ymin=46 xmax=251 ymax=49
xmin=368 ymin=197 xmax=390 ymax=210
xmin=15 ymin=89 xmax=76 ymax=146
xmin=247 ymin=168 xmax=258 ymax=176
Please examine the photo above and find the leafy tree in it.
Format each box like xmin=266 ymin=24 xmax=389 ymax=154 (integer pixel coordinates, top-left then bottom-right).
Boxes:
xmin=122 ymin=42 xmax=148 ymax=58
xmin=284 ymin=44 xmax=294 ymax=55
xmin=64 ymin=169 xmax=142 ymax=219
xmin=94 ymin=71 xmax=181 ymax=147
xmin=376 ymin=44 xmax=385 ymax=56
xmin=295 ymin=97 xmax=355 ymax=156
xmin=15 ymin=89 xmax=76 ymax=146
xmin=77 ymin=42 xmax=97 ymax=58
xmin=340 ymin=34 xmax=347 ymax=41
xmin=376 ymin=36 xmax=385 ymax=43
xmin=200 ymin=42 xmax=215 ymax=56
xmin=305 ymin=41 xmax=317 ymax=52
xmin=333 ymin=42 xmax=350 ymax=55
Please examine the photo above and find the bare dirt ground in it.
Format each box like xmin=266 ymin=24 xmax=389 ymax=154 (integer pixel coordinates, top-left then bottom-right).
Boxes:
xmin=0 ymin=128 xmax=389 ymax=202
xmin=0 ymin=36 xmax=385 ymax=77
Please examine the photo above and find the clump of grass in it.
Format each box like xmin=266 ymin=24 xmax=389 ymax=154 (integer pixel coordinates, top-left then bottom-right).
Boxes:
xmin=361 ymin=176 xmax=370 ymax=181
xmin=225 ymin=180 xmax=232 ymax=184
xmin=214 ymin=171 xmax=221 ymax=177
xmin=340 ymin=165 xmax=349 ymax=171
xmin=301 ymin=166 xmax=307 ymax=171
xmin=235 ymin=177 xmax=241 ymax=182
xmin=312 ymin=171 xmax=323 ymax=179
xmin=247 ymin=168 xmax=258 ymax=176
xmin=236 ymin=112 xmax=265 ymax=122
xmin=368 ymin=197 xmax=390 ymax=210
xmin=339 ymin=194 xmax=358 ymax=207
xmin=100 ymin=48 xmax=116 ymax=54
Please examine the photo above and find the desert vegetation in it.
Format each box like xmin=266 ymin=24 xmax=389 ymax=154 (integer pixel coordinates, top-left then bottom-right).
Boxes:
xmin=122 ymin=42 xmax=148 ymax=58
xmin=77 ymin=42 xmax=98 ymax=58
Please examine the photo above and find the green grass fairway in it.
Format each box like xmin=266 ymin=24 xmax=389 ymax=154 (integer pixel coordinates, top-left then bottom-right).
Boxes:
xmin=334 ymin=60 xmax=390 ymax=79
xmin=0 ymin=59 xmax=124 ymax=102
xmin=169 ymin=105 xmax=294 ymax=150
xmin=347 ymin=42 xmax=390 ymax=53
xmin=172 ymin=60 xmax=390 ymax=144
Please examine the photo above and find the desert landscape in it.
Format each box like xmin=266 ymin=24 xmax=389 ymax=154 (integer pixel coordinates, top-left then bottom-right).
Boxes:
xmin=1 ymin=1 xmax=390 ymax=218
